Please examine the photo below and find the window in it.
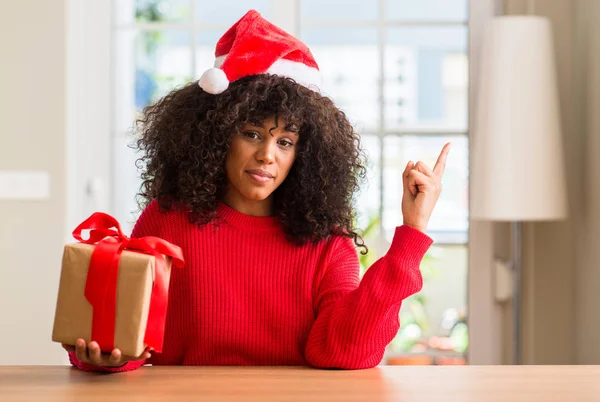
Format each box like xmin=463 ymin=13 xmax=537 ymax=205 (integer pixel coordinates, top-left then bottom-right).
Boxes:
xmin=299 ymin=0 xmax=469 ymax=365
xmin=112 ymin=0 xmax=469 ymax=365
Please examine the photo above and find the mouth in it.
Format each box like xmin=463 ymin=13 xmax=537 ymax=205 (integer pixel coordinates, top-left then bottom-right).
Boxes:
xmin=246 ymin=169 xmax=274 ymax=184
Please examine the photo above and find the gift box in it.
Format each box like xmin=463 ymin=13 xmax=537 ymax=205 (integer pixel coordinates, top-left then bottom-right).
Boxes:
xmin=52 ymin=212 xmax=184 ymax=357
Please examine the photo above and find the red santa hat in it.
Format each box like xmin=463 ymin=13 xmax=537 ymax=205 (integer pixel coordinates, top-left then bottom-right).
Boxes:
xmin=198 ymin=10 xmax=322 ymax=94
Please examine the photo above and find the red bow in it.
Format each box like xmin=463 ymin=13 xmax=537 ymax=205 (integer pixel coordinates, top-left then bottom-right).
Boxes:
xmin=72 ymin=212 xmax=184 ymax=354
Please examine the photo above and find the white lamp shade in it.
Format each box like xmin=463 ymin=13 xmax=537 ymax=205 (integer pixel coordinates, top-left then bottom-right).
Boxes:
xmin=471 ymin=16 xmax=568 ymax=221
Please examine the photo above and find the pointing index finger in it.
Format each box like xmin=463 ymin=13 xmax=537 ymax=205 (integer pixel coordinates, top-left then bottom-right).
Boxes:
xmin=433 ymin=143 xmax=451 ymax=176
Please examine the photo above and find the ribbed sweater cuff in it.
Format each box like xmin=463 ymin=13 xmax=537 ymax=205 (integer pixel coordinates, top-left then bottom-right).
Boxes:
xmin=364 ymin=225 xmax=433 ymax=306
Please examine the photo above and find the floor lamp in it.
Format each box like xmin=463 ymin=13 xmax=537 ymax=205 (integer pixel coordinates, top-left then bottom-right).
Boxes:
xmin=470 ymin=16 xmax=568 ymax=364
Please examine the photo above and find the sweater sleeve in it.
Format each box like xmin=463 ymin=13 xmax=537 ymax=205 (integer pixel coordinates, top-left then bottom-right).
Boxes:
xmin=304 ymin=225 xmax=433 ymax=369
xmin=67 ymin=201 xmax=162 ymax=373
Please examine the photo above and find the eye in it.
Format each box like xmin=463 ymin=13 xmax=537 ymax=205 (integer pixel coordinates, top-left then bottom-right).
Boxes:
xmin=278 ymin=139 xmax=294 ymax=148
xmin=243 ymin=131 xmax=260 ymax=140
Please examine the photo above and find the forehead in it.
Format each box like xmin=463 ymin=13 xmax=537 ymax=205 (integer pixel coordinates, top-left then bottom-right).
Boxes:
xmin=245 ymin=116 xmax=299 ymax=131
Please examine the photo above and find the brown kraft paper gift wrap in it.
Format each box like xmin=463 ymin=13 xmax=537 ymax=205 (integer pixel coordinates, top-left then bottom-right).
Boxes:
xmin=52 ymin=212 xmax=184 ymax=357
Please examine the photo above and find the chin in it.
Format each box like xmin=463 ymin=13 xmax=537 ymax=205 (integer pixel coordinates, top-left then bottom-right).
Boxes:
xmin=243 ymin=189 xmax=273 ymax=201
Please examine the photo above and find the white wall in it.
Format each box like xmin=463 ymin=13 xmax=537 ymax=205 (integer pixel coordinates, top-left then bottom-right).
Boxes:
xmin=0 ymin=0 xmax=111 ymax=366
xmin=0 ymin=0 xmax=68 ymax=364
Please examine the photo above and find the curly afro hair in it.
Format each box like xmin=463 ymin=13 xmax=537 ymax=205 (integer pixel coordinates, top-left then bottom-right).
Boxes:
xmin=135 ymin=74 xmax=368 ymax=252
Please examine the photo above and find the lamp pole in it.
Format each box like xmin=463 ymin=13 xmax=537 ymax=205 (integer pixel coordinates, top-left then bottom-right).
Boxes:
xmin=512 ymin=221 xmax=522 ymax=364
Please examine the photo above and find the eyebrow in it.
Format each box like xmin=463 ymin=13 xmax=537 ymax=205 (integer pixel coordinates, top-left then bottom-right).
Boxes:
xmin=283 ymin=125 xmax=300 ymax=136
xmin=247 ymin=121 xmax=300 ymax=135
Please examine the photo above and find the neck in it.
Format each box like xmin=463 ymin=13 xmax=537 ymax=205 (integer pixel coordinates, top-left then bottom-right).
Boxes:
xmin=222 ymin=193 xmax=274 ymax=217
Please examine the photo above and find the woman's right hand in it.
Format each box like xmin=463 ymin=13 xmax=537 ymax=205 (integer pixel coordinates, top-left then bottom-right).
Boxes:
xmin=62 ymin=338 xmax=151 ymax=367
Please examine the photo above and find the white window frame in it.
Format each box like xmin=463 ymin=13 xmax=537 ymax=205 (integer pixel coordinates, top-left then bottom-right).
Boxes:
xmin=467 ymin=0 xmax=504 ymax=364
xmin=65 ymin=0 xmax=112 ymax=240
xmin=297 ymin=0 xmax=469 ymax=245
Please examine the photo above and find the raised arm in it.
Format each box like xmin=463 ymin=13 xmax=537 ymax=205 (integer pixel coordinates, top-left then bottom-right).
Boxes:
xmin=304 ymin=225 xmax=432 ymax=369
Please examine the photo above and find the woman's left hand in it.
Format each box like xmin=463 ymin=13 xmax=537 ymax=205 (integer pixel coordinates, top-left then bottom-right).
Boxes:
xmin=401 ymin=143 xmax=451 ymax=233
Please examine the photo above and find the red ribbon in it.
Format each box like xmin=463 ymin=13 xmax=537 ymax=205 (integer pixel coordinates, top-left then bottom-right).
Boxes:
xmin=72 ymin=212 xmax=184 ymax=354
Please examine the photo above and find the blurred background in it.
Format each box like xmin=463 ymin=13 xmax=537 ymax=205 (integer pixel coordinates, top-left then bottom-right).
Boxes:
xmin=1 ymin=0 xmax=599 ymax=367
xmin=115 ymin=0 xmax=470 ymax=366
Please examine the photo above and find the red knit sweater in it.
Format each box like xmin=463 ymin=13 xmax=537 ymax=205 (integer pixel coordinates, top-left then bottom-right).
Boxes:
xmin=69 ymin=200 xmax=432 ymax=372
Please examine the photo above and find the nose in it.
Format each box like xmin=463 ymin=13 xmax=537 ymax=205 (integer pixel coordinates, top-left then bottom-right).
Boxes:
xmin=255 ymin=140 xmax=275 ymax=164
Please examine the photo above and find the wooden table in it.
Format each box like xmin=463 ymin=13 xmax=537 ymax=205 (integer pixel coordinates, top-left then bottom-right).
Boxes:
xmin=1 ymin=365 xmax=598 ymax=401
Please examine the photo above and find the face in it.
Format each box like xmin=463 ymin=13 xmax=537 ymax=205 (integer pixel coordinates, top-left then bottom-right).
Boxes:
xmin=223 ymin=116 xmax=299 ymax=216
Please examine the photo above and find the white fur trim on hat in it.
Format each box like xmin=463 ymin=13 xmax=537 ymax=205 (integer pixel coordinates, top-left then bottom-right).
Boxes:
xmin=213 ymin=54 xmax=322 ymax=92
xmin=267 ymin=58 xmax=322 ymax=92
xmin=214 ymin=55 xmax=227 ymax=68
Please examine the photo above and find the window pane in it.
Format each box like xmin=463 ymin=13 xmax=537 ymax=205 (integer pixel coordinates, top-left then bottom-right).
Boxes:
xmin=355 ymin=135 xmax=381 ymax=230
xmin=382 ymin=135 xmax=468 ymax=242
xmin=136 ymin=30 xmax=193 ymax=108
xmin=195 ymin=0 xmax=272 ymax=24
xmin=195 ymin=30 xmax=224 ymax=77
xmin=112 ymin=136 xmax=143 ymax=235
xmin=114 ymin=29 xmax=193 ymax=133
xmin=385 ymin=26 xmax=468 ymax=131
xmin=129 ymin=0 xmax=192 ymax=24
xmin=386 ymin=0 xmax=468 ymax=22
xmin=302 ymin=28 xmax=379 ymax=130
xmin=301 ymin=0 xmax=377 ymax=21
xmin=385 ymin=244 xmax=468 ymax=365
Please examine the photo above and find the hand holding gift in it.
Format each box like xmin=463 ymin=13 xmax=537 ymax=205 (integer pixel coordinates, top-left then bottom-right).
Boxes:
xmin=61 ymin=338 xmax=150 ymax=367
xmin=52 ymin=212 xmax=184 ymax=359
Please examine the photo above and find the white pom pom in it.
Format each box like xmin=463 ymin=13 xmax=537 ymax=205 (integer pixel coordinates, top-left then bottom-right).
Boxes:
xmin=198 ymin=68 xmax=229 ymax=94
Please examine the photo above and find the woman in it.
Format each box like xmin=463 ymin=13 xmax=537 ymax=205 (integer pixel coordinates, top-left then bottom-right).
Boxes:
xmin=63 ymin=9 xmax=450 ymax=372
